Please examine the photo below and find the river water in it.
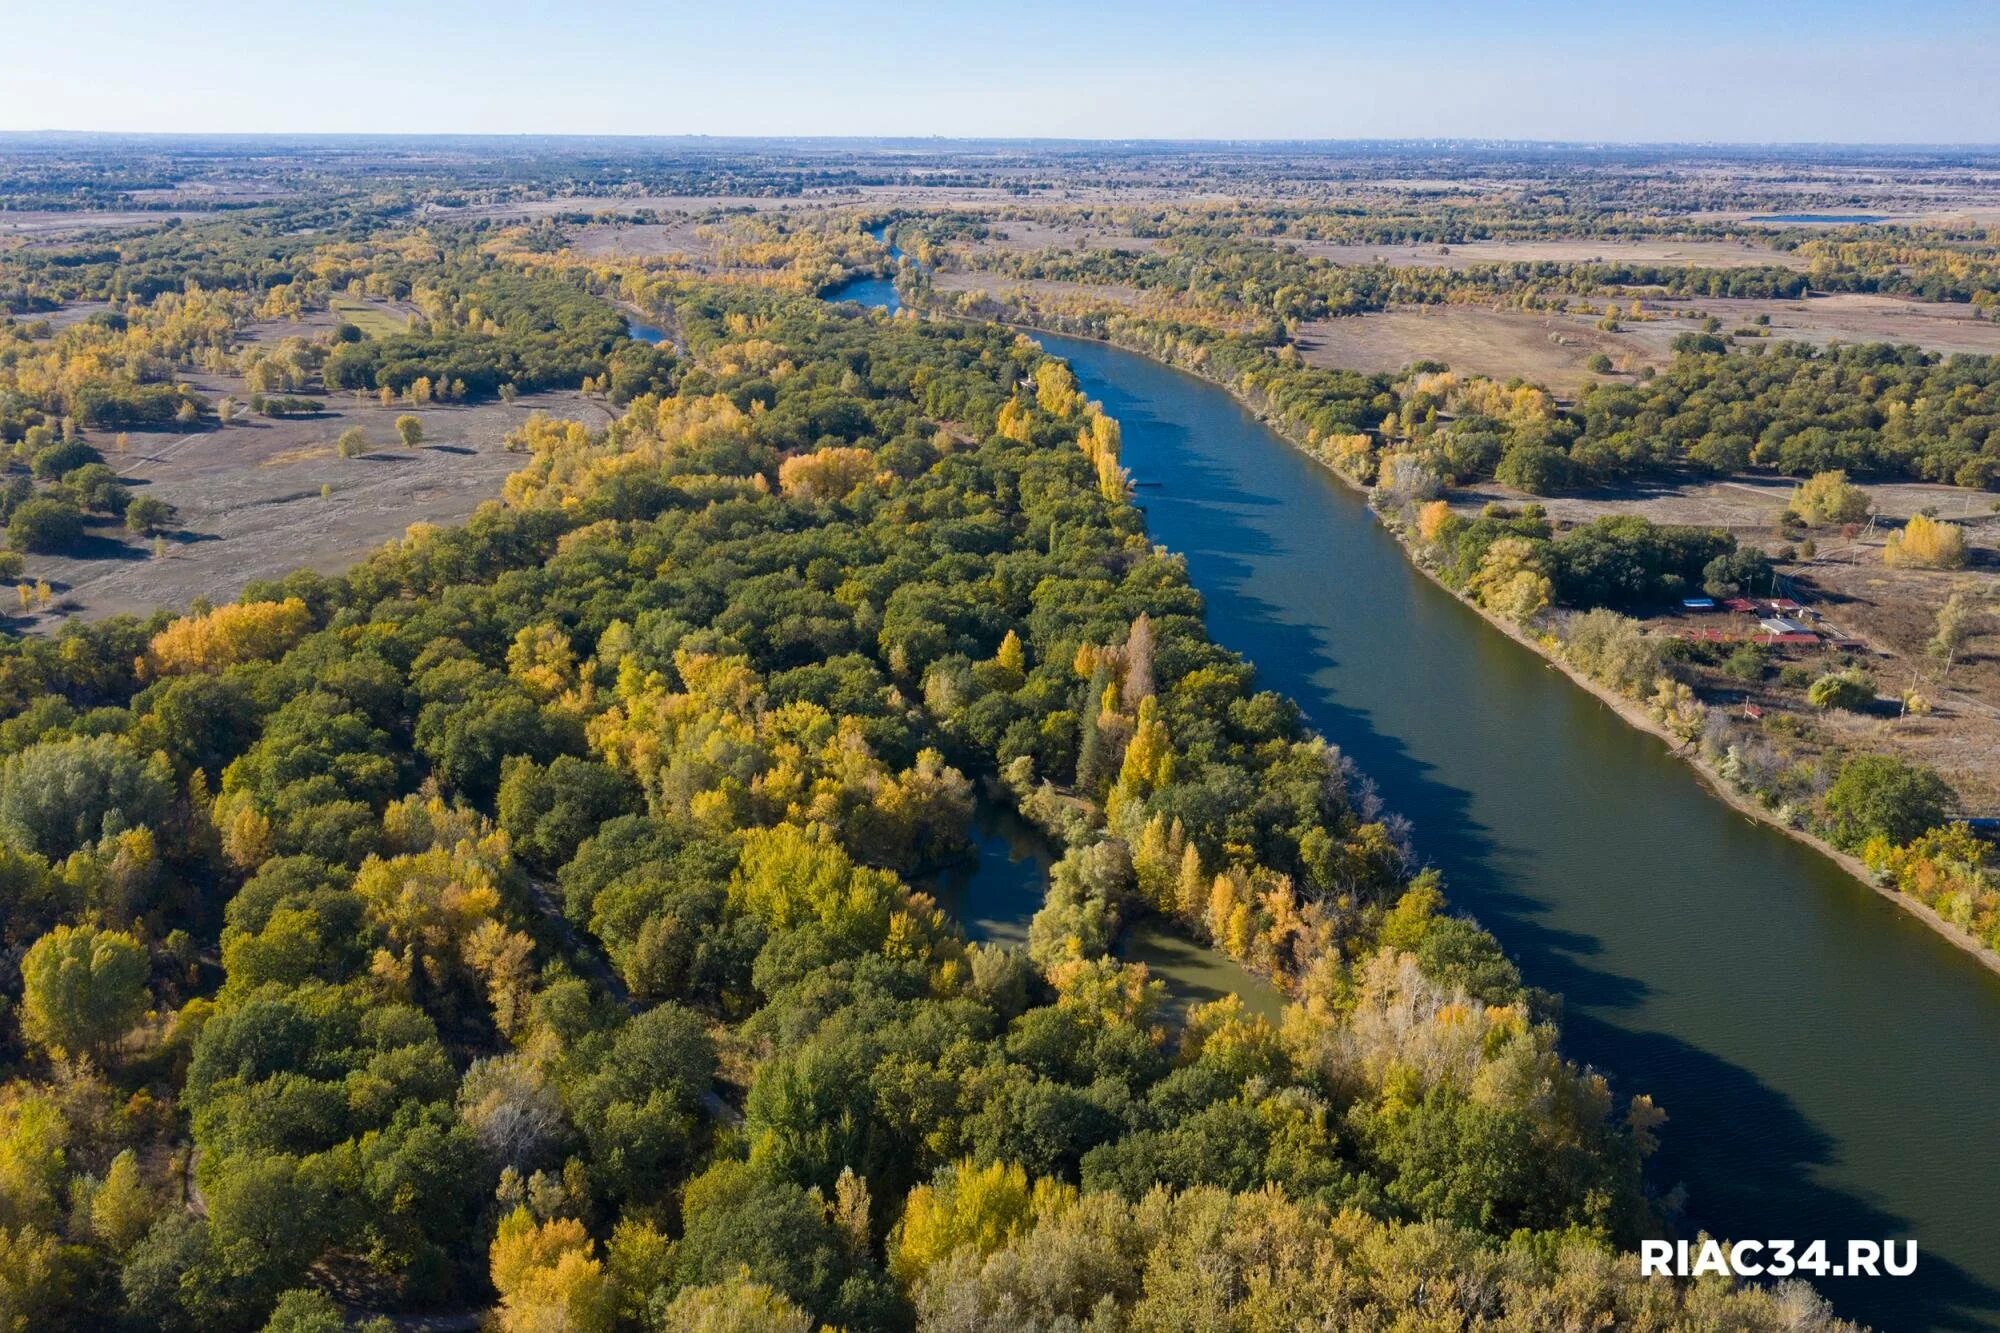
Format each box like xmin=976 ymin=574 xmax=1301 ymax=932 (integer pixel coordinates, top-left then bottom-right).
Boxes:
xmin=823 ymin=268 xmax=2000 ymax=1330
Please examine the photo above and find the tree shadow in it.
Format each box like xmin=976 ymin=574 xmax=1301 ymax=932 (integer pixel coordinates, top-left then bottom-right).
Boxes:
xmin=1594 ymin=1015 xmax=2000 ymax=1331
xmin=68 ymin=532 xmax=146 ymax=562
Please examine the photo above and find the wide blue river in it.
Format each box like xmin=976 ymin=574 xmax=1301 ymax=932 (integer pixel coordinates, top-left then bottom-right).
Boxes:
xmin=826 ymin=269 xmax=2000 ymax=1330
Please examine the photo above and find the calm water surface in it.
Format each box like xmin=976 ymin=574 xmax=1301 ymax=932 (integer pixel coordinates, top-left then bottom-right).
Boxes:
xmin=822 ymin=270 xmax=2000 ymax=1330
xmin=1038 ymin=330 xmax=2000 ymax=1332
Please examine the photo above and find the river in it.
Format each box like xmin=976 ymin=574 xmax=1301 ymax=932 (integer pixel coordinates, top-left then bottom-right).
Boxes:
xmin=823 ymin=268 xmax=2000 ymax=1330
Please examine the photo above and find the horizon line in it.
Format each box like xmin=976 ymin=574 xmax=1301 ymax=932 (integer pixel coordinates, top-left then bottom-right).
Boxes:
xmin=4 ymin=130 xmax=2000 ymax=152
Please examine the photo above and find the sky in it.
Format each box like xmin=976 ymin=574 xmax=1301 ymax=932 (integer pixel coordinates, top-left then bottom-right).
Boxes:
xmin=3 ymin=0 xmax=1997 ymax=143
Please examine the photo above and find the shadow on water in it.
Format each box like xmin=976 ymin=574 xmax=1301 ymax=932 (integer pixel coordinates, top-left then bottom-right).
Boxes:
xmin=1035 ymin=329 xmax=2000 ymax=1332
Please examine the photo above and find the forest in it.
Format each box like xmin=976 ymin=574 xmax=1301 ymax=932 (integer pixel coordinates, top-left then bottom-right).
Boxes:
xmin=913 ymin=264 xmax=2000 ymax=493
xmin=0 ymin=215 xmax=1875 ymax=1328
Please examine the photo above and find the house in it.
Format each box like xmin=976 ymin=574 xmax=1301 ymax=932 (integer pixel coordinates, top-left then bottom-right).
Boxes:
xmin=1759 ymin=617 xmax=1812 ymax=636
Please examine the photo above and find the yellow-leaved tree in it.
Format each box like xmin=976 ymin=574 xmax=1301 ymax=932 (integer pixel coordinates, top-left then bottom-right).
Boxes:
xmin=891 ymin=1159 xmax=1076 ymax=1286
xmin=145 ymin=598 xmax=312 ymax=675
xmin=489 ymin=1207 xmax=616 ymax=1333
xmin=778 ymin=446 xmax=877 ymax=502
xmin=1788 ymin=470 xmax=1871 ymax=527
xmin=1884 ymin=512 xmax=1968 ymax=569
xmin=1468 ymin=537 xmax=1552 ymax=623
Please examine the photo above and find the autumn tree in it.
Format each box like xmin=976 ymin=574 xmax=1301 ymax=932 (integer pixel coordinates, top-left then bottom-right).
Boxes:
xmin=1930 ymin=591 xmax=1978 ymax=675
xmin=1884 ymin=513 xmax=1968 ymax=569
xmin=489 ymin=1207 xmax=615 ymax=1333
xmin=1788 ymin=470 xmax=1870 ymax=527
xmin=778 ymin=446 xmax=875 ymax=502
xmin=146 ymin=597 xmax=313 ymax=675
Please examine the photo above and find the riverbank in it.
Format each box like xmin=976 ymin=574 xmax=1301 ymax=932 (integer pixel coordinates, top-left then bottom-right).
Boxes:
xmin=972 ymin=304 xmax=2000 ymax=982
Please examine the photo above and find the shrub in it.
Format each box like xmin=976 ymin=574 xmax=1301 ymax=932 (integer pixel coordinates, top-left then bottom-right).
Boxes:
xmin=1806 ymin=669 xmax=1875 ymax=712
xmin=1722 ymin=645 xmax=1768 ymax=681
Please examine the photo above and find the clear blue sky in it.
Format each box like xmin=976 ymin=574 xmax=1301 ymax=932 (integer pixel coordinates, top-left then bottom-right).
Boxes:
xmin=5 ymin=0 xmax=1997 ymax=142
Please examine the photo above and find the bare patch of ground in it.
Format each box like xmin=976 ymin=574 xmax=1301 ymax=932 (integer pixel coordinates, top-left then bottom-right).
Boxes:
xmin=1294 ymin=293 xmax=2000 ymax=395
xmin=17 ymin=386 xmax=611 ymax=624
xmin=0 ymin=210 xmax=184 ymax=240
xmin=569 ymin=218 xmax=714 ymax=262
xmin=22 ymin=301 xmax=114 ymax=330
xmin=968 ymin=218 xmax=1163 ymax=254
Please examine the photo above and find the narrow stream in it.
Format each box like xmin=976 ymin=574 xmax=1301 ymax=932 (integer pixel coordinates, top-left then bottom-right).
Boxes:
xmin=823 ymin=259 xmax=2000 ymax=1330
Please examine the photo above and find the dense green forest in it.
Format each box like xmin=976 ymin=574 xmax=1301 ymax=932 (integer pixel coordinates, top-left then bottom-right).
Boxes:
xmin=0 ymin=270 xmax=1871 ymax=1330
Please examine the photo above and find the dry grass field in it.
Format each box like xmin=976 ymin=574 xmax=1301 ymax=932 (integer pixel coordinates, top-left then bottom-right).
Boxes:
xmin=1628 ymin=293 xmax=2000 ymax=358
xmin=1291 ymin=295 xmax=2000 ymax=394
xmin=1289 ymin=237 xmax=1810 ymax=270
xmin=569 ymin=218 xmax=716 ymax=262
xmin=14 ymin=377 xmax=610 ymax=625
xmin=1296 ymin=306 xmax=1637 ymax=390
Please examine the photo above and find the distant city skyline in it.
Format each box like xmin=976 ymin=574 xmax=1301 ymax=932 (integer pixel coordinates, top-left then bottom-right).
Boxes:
xmin=5 ymin=0 xmax=1997 ymax=142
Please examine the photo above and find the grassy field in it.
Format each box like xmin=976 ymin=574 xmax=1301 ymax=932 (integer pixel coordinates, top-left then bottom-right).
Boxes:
xmin=329 ymin=297 xmax=411 ymax=338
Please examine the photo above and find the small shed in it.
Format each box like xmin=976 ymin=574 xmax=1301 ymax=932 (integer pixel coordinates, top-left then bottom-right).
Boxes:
xmin=1681 ymin=597 xmax=1717 ymax=612
xmin=1759 ymin=617 xmax=1812 ymax=636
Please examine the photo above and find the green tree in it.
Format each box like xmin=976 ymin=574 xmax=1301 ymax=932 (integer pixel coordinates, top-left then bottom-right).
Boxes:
xmin=261 ymin=1288 xmax=347 ymax=1333
xmin=8 ymin=498 xmax=85 ymax=554
xmin=0 ymin=735 xmax=173 ymax=859
xmin=394 ymin=415 xmax=424 ymax=448
xmin=125 ymin=495 xmax=176 ymax=536
xmin=1822 ymin=755 xmax=1953 ymax=850
xmin=19 ymin=924 xmax=150 ymax=1058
